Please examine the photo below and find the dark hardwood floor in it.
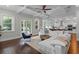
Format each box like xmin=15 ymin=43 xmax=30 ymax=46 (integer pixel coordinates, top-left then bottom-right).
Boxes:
xmin=0 ymin=38 xmax=40 ymax=54
xmin=0 ymin=38 xmax=79 ymax=54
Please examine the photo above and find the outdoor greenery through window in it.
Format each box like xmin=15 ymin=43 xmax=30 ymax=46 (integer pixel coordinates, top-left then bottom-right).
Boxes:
xmin=21 ymin=20 xmax=32 ymax=33
xmin=2 ymin=16 xmax=12 ymax=31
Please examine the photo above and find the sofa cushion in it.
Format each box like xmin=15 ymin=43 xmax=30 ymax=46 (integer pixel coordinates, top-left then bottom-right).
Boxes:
xmin=49 ymin=30 xmax=58 ymax=39
xmin=38 ymin=40 xmax=55 ymax=54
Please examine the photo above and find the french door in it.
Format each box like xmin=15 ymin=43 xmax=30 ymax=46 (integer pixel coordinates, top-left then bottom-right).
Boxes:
xmin=21 ymin=20 xmax=32 ymax=33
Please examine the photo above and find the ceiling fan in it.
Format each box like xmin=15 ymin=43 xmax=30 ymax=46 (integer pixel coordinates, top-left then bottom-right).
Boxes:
xmin=26 ymin=5 xmax=52 ymax=14
xmin=40 ymin=5 xmax=52 ymax=13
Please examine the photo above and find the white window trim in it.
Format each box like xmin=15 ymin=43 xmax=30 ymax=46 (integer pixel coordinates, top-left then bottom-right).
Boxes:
xmin=42 ymin=20 xmax=52 ymax=29
xmin=21 ymin=20 xmax=32 ymax=33
xmin=1 ymin=15 xmax=15 ymax=32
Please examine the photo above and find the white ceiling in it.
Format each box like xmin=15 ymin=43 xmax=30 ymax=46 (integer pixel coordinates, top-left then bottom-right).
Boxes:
xmin=0 ymin=5 xmax=77 ymax=19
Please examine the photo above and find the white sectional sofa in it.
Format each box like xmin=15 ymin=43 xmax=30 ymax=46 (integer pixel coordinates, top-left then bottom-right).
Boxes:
xmin=21 ymin=30 xmax=71 ymax=54
xmin=38 ymin=31 xmax=71 ymax=54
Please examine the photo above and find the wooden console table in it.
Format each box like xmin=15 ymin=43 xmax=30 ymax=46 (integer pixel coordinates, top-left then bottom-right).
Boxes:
xmin=50 ymin=29 xmax=67 ymax=31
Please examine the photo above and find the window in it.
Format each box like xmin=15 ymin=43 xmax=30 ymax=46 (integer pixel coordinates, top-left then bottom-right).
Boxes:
xmin=21 ymin=20 xmax=32 ymax=33
xmin=42 ymin=20 xmax=52 ymax=29
xmin=2 ymin=16 xmax=14 ymax=31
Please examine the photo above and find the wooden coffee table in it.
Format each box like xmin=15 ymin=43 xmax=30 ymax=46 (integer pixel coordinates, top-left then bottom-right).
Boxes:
xmin=40 ymin=35 xmax=50 ymax=41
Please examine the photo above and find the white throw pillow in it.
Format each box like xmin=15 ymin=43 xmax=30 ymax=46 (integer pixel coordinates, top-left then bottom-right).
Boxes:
xmin=56 ymin=31 xmax=63 ymax=36
xmin=38 ymin=40 xmax=55 ymax=54
xmin=50 ymin=36 xmax=68 ymax=47
xmin=49 ymin=30 xmax=58 ymax=39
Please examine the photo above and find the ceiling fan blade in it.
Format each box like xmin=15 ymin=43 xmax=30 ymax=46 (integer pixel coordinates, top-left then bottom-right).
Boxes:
xmin=43 ymin=5 xmax=46 ymax=9
xmin=44 ymin=9 xmax=52 ymax=10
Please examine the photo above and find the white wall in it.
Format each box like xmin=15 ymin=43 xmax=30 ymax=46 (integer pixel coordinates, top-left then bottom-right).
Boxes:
xmin=0 ymin=9 xmax=20 ymax=41
xmin=0 ymin=8 xmax=41 ymax=41
xmin=76 ymin=8 xmax=79 ymax=41
xmin=0 ymin=6 xmax=77 ymax=41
